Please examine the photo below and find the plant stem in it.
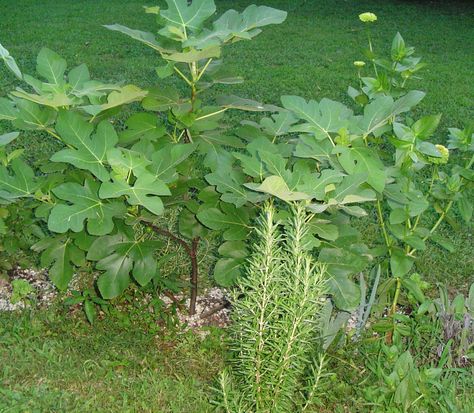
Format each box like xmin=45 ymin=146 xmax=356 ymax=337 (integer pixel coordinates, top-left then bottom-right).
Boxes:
xmin=385 ymin=277 xmax=401 ymax=344
xmin=410 ymin=154 xmax=474 ymax=254
xmin=46 ymin=128 xmax=74 ymax=149
xmin=390 ymin=277 xmax=401 ymax=315
xmin=173 ymin=66 xmax=193 ymax=87
xmin=196 ymin=58 xmax=212 ymax=82
xmin=376 ymin=199 xmax=391 ymax=253
xmin=143 ymin=222 xmax=200 ymax=315
xmin=412 ymin=165 xmax=438 ymax=232
xmin=424 ymin=200 xmax=453 ymax=242
xmin=367 ymin=29 xmax=378 ymax=77
xmin=200 ymin=301 xmax=230 ymax=319
xmin=183 ymin=128 xmax=193 ymax=143
xmin=189 ymin=236 xmax=199 ymax=315
xmin=195 ymin=108 xmax=228 ymax=121
xmin=466 ymin=152 xmax=474 ymax=169
xmin=163 ymin=290 xmax=185 ymax=311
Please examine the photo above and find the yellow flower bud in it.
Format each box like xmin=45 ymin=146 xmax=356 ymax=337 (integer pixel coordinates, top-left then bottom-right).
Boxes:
xmin=428 ymin=144 xmax=449 ymax=164
xmin=435 ymin=144 xmax=449 ymax=163
xmin=353 ymin=61 xmax=366 ymax=68
xmin=359 ymin=12 xmax=377 ymax=23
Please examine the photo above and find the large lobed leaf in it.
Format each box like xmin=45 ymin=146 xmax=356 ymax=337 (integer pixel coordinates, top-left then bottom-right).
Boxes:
xmin=0 ymin=159 xmax=41 ymax=201
xmin=185 ymin=5 xmax=287 ymax=48
xmin=99 ymin=173 xmax=171 ymax=216
xmin=32 ymin=235 xmax=84 ymax=291
xmin=36 ymin=48 xmax=67 ymax=85
xmin=160 ymin=0 xmax=216 ymax=34
xmin=48 ymin=179 xmax=126 ymax=236
xmin=87 ymin=231 xmax=162 ymax=298
xmin=282 ymin=96 xmax=353 ymax=140
xmin=51 ymin=111 xmax=117 ymax=181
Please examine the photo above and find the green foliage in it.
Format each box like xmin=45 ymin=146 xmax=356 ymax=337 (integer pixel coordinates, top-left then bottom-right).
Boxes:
xmin=10 ymin=279 xmax=34 ymax=304
xmin=1 ymin=3 xmax=472 ymax=324
xmin=217 ymin=203 xmax=328 ymax=412
xmin=419 ymin=283 xmax=474 ymax=368
xmin=203 ymin=27 xmax=472 ymax=317
xmin=0 ymin=3 xmax=287 ymax=314
xmin=64 ymin=289 xmax=110 ymax=324
xmin=0 ymin=3 xmax=473 ymax=412
xmin=358 ymin=284 xmax=474 ymax=412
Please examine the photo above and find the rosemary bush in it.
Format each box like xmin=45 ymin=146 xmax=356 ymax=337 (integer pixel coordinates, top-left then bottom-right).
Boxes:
xmin=218 ymin=203 xmax=327 ymax=413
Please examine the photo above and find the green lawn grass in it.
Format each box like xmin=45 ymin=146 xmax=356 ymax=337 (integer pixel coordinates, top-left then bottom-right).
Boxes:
xmin=0 ymin=308 xmax=224 ymax=412
xmin=0 ymin=1 xmax=473 ymax=410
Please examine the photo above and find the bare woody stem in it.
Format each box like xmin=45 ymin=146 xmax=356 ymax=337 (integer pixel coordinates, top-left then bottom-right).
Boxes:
xmin=144 ymin=222 xmax=200 ymax=315
xmin=189 ymin=236 xmax=199 ymax=315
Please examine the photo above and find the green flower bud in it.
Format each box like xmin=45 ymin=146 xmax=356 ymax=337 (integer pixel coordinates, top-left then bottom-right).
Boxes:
xmin=359 ymin=12 xmax=377 ymax=23
xmin=353 ymin=61 xmax=366 ymax=68
xmin=429 ymin=144 xmax=449 ymax=164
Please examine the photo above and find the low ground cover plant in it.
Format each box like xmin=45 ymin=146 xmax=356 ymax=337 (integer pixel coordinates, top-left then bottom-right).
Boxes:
xmin=0 ymin=1 xmax=472 ymax=412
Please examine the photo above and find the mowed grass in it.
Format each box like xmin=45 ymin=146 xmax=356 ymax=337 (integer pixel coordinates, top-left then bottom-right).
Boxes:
xmin=0 ymin=309 xmax=224 ymax=412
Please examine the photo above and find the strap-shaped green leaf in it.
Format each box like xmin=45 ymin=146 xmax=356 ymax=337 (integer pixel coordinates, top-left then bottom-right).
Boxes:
xmin=48 ymin=179 xmax=126 ymax=235
xmin=51 ymin=111 xmax=117 ymax=181
xmin=99 ymin=172 xmax=170 ymax=216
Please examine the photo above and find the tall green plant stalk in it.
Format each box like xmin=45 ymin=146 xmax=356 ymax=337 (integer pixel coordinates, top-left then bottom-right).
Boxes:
xmin=219 ymin=203 xmax=327 ymax=412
